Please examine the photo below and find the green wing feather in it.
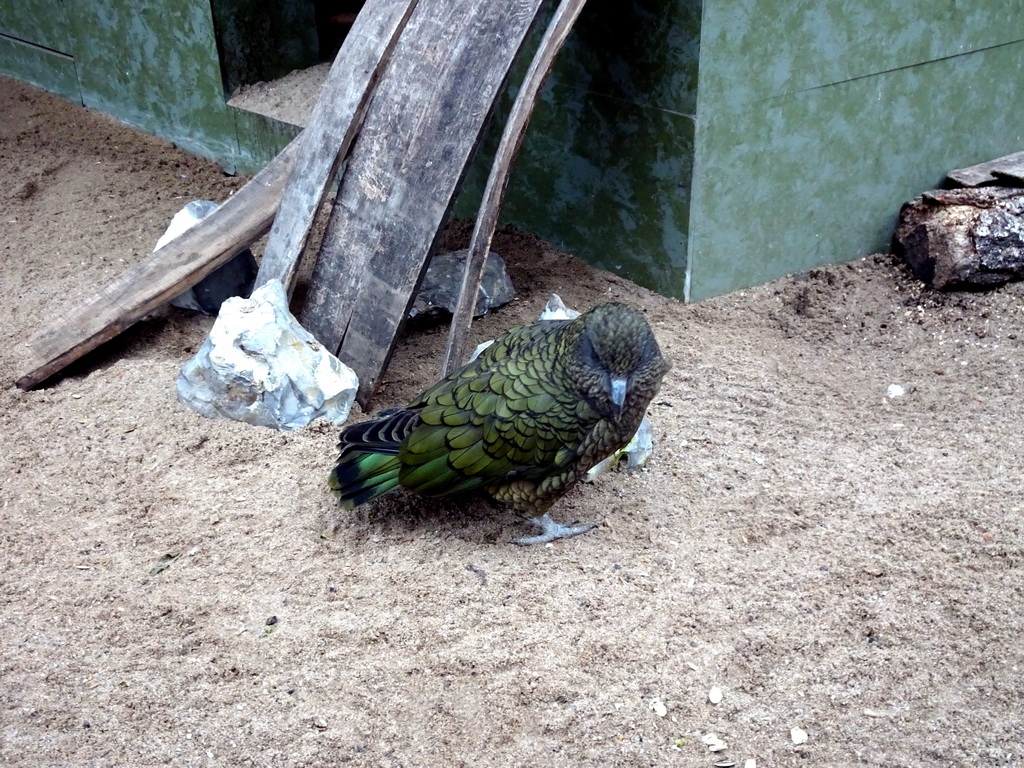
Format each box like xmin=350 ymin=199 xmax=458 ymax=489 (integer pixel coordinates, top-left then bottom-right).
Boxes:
xmin=330 ymin=317 xmax=588 ymax=506
xmin=328 ymin=303 xmax=669 ymax=516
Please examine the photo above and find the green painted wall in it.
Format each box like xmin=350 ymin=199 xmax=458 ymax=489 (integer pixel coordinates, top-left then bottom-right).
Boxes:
xmin=697 ymin=2 xmax=1023 ymax=106
xmin=687 ymin=1 xmax=1024 ymax=300
xmin=0 ymin=0 xmax=80 ymax=101
xmin=0 ymin=0 xmax=302 ymax=174
xmin=209 ymin=0 xmax=319 ymax=96
xmin=3 ymin=0 xmax=1023 ymax=300
xmin=0 ymin=0 xmax=75 ymax=52
xmin=459 ymin=0 xmax=702 ymax=300
xmin=485 ymin=0 xmax=1024 ymax=301
xmin=0 ymin=36 xmax=80 ymax=102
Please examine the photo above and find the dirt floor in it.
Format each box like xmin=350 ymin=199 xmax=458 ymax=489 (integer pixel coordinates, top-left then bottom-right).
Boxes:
xmin=2 ymin=77 xmax=1023 ymax=768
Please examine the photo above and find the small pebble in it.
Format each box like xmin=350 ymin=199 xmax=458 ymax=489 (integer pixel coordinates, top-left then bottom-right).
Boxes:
xmin=702 ymin=733 xmax=729 ymax=752
xmin=709 ymin=686 xmax=723 ymax=704
xmin=791 ymin=727 xmax=808 ymax=745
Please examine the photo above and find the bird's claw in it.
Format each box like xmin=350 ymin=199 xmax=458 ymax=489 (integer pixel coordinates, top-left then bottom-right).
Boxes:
xmin=513 ymin=513 xmax=597 ymax=545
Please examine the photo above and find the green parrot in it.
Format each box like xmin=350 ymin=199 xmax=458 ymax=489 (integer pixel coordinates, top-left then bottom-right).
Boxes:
xmin=329 ymin=301 xmax=670 ymax=544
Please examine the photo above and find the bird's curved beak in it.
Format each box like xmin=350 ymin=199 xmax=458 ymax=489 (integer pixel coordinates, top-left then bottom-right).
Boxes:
xmin=610 ymin=376 xmax=627 ymax=419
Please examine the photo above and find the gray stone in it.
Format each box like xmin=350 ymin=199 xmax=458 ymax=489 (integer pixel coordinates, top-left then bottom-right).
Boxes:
xmin=895 ymin=187 xmax=1024 ymax=290
xmin=157 ymin=200 xmax=258 ymax=314
xmin=180 ymin=249 xmax=258 ymax=315
xmin=177 ymin=280 xmax=357 ymax=431
xmin=409 ymin=249 xmax=515 ymax=319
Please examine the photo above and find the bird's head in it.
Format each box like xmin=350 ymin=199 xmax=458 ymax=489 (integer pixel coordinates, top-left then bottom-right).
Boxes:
xmin=570 ymin=302 xmax=670 ymax=423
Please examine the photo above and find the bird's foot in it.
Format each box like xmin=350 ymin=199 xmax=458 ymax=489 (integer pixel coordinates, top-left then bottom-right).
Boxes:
xmin=513 ymin=513 xmax=596 ymax=546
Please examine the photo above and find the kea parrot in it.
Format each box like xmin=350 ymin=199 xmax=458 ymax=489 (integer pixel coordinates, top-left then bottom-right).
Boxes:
xmin=329 ymin=301 xmax=670 ymax=544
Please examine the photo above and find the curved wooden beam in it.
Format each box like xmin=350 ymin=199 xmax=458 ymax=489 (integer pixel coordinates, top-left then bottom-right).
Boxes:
xmin=254 ymin=0 xmax=419 ymax=295
xmin=299 ymin=0 xmax=549 ymax=406
xmin=440 ymin=0 xmax=590 ymax=376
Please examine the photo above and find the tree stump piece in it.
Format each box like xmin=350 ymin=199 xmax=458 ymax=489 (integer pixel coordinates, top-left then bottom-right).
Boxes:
xmin=894 ymin=187 xmax=1024 ymax=290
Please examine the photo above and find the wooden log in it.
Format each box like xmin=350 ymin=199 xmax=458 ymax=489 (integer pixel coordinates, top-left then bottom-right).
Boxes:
xmin=947 ymin=150 xmax=1024 ymax=188
xmin=441 ymin=0 xmax=590 ymax=377
xmin=254 ymin=0 xmax=419 ymax=295
xmin=14 ymin=140 xmax=299 ymax=390
xmin=894 ymin=186 xmax=1024 ymax=289
xmin=300 ymin=0 xmax=548 ymax=406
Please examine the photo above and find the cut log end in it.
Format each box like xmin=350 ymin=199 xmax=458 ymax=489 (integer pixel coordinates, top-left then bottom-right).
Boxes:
xmin=895 ymin=186 xmax=1024 ymax=290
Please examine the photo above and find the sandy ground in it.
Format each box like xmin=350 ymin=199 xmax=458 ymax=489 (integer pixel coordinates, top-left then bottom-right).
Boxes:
xmin=2 ymin=77 xmax=1023 ymax=767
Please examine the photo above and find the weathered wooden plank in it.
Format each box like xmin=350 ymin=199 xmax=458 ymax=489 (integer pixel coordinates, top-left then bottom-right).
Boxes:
xmin=254 ymin=0 xmax=420 ymax=295
xmin=441 ymin=0 xmax=590 ymax=376
xmin=300 ymin=0 xmax=549 ymax=406
xmin=14 ymin=140 xmax=299 ymax=390
xmin=947 ymin=150 xmax=1024 ymax=187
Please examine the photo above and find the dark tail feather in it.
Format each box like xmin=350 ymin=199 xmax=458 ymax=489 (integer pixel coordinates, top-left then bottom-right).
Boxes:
xmin=329 ymin=409 xmax=421 ymax=509
xmin=338 ymin=408 xmax=420 ymax=454
xmin=329 ymin=449 xmax=402 ymax=509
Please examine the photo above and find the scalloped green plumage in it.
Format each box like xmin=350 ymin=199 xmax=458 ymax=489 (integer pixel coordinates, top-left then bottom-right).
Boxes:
xmin=328 ymin=302 xmax=670 ymax=540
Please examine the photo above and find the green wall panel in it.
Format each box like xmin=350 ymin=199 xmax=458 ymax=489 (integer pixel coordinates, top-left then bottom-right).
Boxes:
xmin=0 ymin=0 xmax=74 ymax=52
xmin=503 ymin=86 xmax=694 ymax=298
xmin=0 ymin=0 xmax=301 ymax=174
xmin=208 ymin=0 xmax=318 ymax=96
xmin=688 ymin=40 xmax=1024 ymax=301
xmin=0 ymin=36 xmax=80 ymax=102
xmin=230 ymin=106 xmax=301 ymax=171
xmin=65 ymin=1 xmax=238 ymax=161
xmin=699 ymin=1 xmax=1024 ymax=106
xmin=0 ymin=0 xmax=79 ymax=100
xmin=552 ymin=0 xmax=702 ymax=115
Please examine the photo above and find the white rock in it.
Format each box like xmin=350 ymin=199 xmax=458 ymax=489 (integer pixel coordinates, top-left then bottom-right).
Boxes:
xmin=709 ymin=686 xmax=723 ymax=704
xmin=885 ymin=383 xmax=905 ymax=398
xmin=585 ymin=418 xmax=654 ymax=481
xmin=177 ymin=280 xmax=358 ymax=431
xmin=539 ymin=293 xmax=581 ymax=321
xmin=469 ymin=339 xmax=495 ymax=362
xmin=790 ymin=727 xmax=808 ymax=745
xmin=702 ymin=733 xmax=728 ymax=751
xmin=155 ymin=200 xmax=218 ymax=251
